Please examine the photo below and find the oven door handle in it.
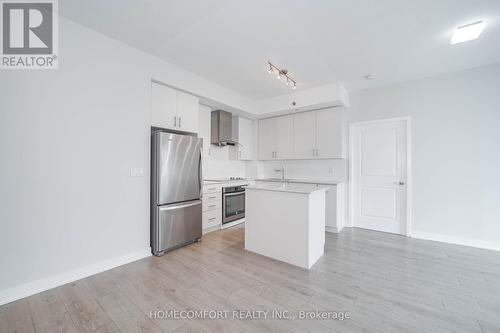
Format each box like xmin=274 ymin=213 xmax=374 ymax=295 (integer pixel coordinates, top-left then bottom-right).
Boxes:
xmin=224 ymin=191 xmax=245 ymax=197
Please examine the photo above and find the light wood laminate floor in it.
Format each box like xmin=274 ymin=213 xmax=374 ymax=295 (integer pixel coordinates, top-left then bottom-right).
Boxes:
xmin=2 ymin=225 xmax=500 ymax=332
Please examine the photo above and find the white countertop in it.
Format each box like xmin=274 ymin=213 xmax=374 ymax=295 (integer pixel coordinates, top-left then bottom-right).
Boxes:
xmin=203 ymin=179 xmax=254 ymax=186
xmin=256 ymin=178 xmax=343 ymax=185
xmin=245 ymin=182 xmax=329 ymax=194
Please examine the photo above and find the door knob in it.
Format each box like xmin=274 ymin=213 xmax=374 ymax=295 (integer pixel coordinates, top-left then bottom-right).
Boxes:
xmin=394 ymin=181 xmax=405 ymax=186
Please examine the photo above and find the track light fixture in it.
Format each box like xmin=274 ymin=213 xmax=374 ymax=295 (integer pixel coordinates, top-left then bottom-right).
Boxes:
xmin=267 ymin=62 xmax=297 ymax=90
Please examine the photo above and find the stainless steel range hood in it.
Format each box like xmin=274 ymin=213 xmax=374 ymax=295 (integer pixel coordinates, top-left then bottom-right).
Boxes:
xmin=211 ymin=110 xmax=238 ymax=146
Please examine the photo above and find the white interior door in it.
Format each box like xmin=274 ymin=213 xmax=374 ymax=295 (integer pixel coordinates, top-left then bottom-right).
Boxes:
xmin=351 ymin=119 xmax=408 ymax=235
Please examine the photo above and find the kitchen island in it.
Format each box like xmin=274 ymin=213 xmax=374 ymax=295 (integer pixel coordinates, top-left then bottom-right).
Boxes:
xmin=244 ymin=182 xmax=329 ymax=269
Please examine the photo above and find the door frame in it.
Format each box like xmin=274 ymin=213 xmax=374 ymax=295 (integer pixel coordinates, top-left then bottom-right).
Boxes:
xmin=348 ymin=117 xmax=413 ymax=236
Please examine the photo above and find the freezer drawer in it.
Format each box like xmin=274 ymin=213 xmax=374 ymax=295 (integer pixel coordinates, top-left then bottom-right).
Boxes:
xmin=152 ymin=200 xmax=202 ymax=256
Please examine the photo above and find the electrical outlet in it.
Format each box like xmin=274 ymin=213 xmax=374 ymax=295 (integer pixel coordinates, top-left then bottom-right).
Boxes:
xmin=130 ymin=167 xmax=144 ymax=177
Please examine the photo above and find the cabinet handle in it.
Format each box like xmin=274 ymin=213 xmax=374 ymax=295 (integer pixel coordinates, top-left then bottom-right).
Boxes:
xmin=208 ymin=196 xmax=216 ymax=199
xmin=208 ymin=217 xmax=216 ymax=221
xmin=179 ymin=117 xmax=182 ymax=128
xmin=174 ymin=117 xmax=177 ymax=127
xmin=209 ymin=204 xmax=216 ymax=208
xmin=312 ymin=149 xmax=315 ymax=157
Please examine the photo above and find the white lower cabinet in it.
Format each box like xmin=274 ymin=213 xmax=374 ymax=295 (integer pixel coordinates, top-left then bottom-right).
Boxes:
xmin=202 ymin=184 xmax=222 ymax=232
xmin=325 ymin=186 xmax=337 ymax=231
xmin=202 ymin=192 xmax=221 ymax=212
xmin=202 ymin=209 xmax=221 ymax=230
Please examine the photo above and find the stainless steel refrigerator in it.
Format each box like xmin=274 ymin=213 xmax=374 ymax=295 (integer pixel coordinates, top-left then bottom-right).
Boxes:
xmin=151 ymin=130 xmax=203 ymax=256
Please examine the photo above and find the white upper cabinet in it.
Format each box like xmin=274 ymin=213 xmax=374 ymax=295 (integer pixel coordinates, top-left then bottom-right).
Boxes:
xmin=275 ymin=115 xmax=294 ymax=160
xmin=293 ymin=111 xmax=316 ymax=159
xmin=176 ymin=90 xmax=199 ymax=133
xmin=258 ymin=118 xmax=276 ymax=160
xmin=257 ymin=108 xmax=345 ymax=161
xmin=151 ymin=82 xmax=199 ymax=133
xmin=151 ymin=82 xmax=177 ymax=129
xmin=316 ymin=108 xmax=344 ymax=158
xmin=198 ymin=104 xmax=211 ymax=157
xmin=231 ymin=116 xmax=254 ymax=160
xmin=258 ymin=115 xmax=294 ymax=160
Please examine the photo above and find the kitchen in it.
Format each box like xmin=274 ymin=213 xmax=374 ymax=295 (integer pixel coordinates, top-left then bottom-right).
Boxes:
xmin=1 ymin=1 xmax=500 ymax=332
xmin=150 ymin=81 xmax=346 ymax=267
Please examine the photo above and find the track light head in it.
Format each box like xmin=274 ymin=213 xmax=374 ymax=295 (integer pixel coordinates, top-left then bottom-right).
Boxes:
xmin=267 ymin=62 xmax=296 ymax=90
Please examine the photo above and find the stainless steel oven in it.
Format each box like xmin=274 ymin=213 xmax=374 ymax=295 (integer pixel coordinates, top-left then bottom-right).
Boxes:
xmin=222 ymin=185 xmax=245 ymax=224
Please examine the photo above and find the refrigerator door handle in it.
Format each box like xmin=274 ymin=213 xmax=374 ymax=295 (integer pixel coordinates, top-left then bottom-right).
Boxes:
xmin=159 ymin=200 xmax=202 ymax=211
xmin=199 ymin=145 xmax=203 ymax=198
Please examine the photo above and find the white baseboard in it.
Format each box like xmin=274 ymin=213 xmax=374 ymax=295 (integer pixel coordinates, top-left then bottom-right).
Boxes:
xmin=221 ymin=219 xmax=245 ymax=229
xmin=0 ymin=249 xmax=151 ymax=306
xmin=411 ymin=231 xmax=500 ymax=252
xmin=202 ymin=224 xmax=221 ymax=234
xmin=326 ymin=225 xmax=344 ymax=233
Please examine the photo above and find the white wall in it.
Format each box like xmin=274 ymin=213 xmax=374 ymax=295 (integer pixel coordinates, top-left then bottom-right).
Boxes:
xmin=347 ymin=63 xmax=500 ymax=247
xmin=0 ymin=16 xmax=251 ymax=304
xmin=198 ymin=105 xmax=247 ymax=179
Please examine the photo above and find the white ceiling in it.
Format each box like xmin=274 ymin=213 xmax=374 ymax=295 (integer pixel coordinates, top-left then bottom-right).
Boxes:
xmin=60 ymin=0 xmax=500 ymax=100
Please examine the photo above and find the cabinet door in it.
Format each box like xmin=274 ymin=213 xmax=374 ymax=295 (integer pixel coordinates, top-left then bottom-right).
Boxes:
xmin=325 ymin=186 xmax=337 ymax=229
xmin=275 ymin=115 xmax=294 ymax=160
xmin=293 ymin=111 xmax=316 ymax=159
xmin=238 ymin=117 xmax=254 ymax=160
xmin=316 ymin=108 xmax=344 ymax=158
xmin=258 ymin=118 xmax=276 ymax=160
xmin=151 ymin=82 xmax=177 ymax=129
xmin=176 ymin=91 xmax=199 ymax=133
xmin=198 ymin=104 xmax=211 ymax=157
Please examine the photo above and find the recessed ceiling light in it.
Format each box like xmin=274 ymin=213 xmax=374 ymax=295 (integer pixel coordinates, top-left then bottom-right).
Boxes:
xmin=451 ymin=21 xmax=485 ymax=45
xmin=365 ymin=74 xmax=376 ymax=80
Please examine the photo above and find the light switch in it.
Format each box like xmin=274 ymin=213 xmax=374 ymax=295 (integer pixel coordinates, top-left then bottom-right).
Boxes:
xmin=328 ymin=167 xmax=334 ymax=175
xmin=130 ymin=167 xmax=144 ymax=177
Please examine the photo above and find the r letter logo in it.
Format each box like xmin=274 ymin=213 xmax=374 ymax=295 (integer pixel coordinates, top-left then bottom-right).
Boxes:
xmin=1 ymin=0 xmax=58 ymax=69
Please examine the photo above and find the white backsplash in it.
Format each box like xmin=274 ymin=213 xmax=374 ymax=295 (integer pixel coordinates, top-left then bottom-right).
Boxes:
xmin=203 ymin=145 xmax=246 ymax=179
xmin=256 ymin=159 xmax=347 ymax=182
